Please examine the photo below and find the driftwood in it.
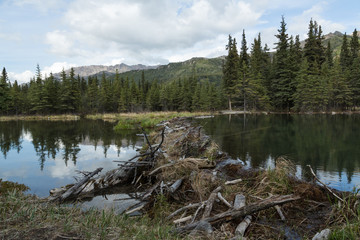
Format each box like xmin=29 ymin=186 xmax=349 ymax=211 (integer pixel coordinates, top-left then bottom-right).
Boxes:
xmin=169 ymin=179 xmax=183 ymax=193
xmin=125 ymin=204 xmax=145 ymax=215
xmin=217 ymin=192 xmax=232 ymax=208
xmin=274 ymin=205 xmax=286 ymax=221
xmin=225 ymin=178 xmax=243 ymax=185
xmin=232 ymin=194 xmax=252 ymax=239
xmin=235 ymin=215 xmax=252 ymax=237
xmin=167 ymin=202 xmax=205 ymax=220
xmin=141 ymin=181 xmax=161 ymax=200
xmin=202 ymin=186 xmax=222 ymax=219
xmin=191 ymin=202 xmax=206 ymax=223
xmin=175 ymin=194 xmax=301 ymax=233
xmin=312 ymin=228 xmax=331 ymax=240
xmin=189 ymin=221 xmax=213 ymax=237
xmin=174 ymin=215 xmax=192 ymax=224
xmin=52 ymin=167 xmax=103 ymax=202
xmin=307 ymin=165 xmax=344 ymax=203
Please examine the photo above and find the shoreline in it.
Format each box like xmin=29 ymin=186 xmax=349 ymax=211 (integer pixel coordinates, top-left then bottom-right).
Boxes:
xmin=2 ymin=109 xmax=360 ymax=122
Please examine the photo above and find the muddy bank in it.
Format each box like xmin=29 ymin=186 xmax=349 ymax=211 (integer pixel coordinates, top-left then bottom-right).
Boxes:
xmin=48 ymin=117 xmax=359 ymax=239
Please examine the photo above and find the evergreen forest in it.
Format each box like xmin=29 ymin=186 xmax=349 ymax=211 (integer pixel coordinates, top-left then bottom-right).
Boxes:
xmin=1 ymin=17 xmax=360 ymax=115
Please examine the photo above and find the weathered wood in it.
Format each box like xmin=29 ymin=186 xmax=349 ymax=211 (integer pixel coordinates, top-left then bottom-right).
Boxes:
xmin=56 ymin=167 xmax=103 ymax=202
xmin=312 ymin=228 xmax=331 ymax=240
xmin=235 ymin=215 xmax=252 ymax=237
xmin=141 ymin=127 xmax=154 ymax=153
xmin=189 ymin=221 xmax=213 ymax=237
xmin=173 ymin=215 xmax=192 ymax=224
xmin=225 ymin=178 xmax=243 ymax=185
xmin=217 ymin=192 xmax=232 ymax=208
xmin=141 ymin=181 xmax=161 ymax=200
xmin=166 ymin=202 xmax=204 ymax=220
xmin=202 ymin=186 xmax=222 ymax=219
xmin=148 ymin=163 xmax=174 ymax=175
xmin=169 ymin=179 xmax=183 ymax=193
xmin=125 ymin=204 xmax=145 ymax=215
xmin=175 ymin=194 xmax=301 ymax=233
xmin=307 ymin=165 xmax=344 ymax=203
xmin=234 ymin=194 xmax=246 ymax=210
xmin=191 ymin=202 xmax=206 ymax=223
xmin=274 ymin=205 xmax=286 ymax=221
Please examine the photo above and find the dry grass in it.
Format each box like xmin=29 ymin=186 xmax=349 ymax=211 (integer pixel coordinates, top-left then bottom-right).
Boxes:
xmin=0 ymin=114 xmax=80 ymax=121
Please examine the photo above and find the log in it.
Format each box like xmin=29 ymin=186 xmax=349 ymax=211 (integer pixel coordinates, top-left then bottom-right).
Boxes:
xmin=202 ymin=186 xmax=222 ymax=219
xmin=235 ymin=215 xmax=252 ymax=237
xmin=217 ymin=192 xmax=232 ymax=208
xmin=225 ymin=178 xmax=242 ymax=185
xmin=169 ymin=179 xmax=183 ymax=193
xmin=234 ymin=194 xmax=246 ymax=210
xmin=175 ymin=194 xmax=301 ymax=233
xmin=57 ymin=167 xmax=103 ymax=202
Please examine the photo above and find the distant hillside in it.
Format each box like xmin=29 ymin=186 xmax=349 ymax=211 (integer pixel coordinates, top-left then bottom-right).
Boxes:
xmin=54 ymin=63 xmax=157 ymax=78
xmin=109 ymin=56 xmax=224 ymax=83
xmin=301 ymin=31 xmax=358 ymax=58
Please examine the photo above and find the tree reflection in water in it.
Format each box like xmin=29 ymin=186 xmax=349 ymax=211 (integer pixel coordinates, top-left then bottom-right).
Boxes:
xmin=0 ymin=119 xmax=141 ymax=170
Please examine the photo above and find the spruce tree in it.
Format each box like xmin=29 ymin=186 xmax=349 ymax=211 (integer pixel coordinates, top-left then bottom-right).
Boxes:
xmin=350 ymin=29 xmax=360 ymax=61
xmin=223 ymin=35 xmax=239 ymax=110
xmin=340 ymin=33 xmax=351 ymax=70
xmin=0 ymin=67 xmax=11 ymax=114
xmin=272 ymin=16 xmax=292 ymax=110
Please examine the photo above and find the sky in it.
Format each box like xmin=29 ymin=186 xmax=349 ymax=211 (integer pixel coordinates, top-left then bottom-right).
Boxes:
xmin=1 ymin=0 xmax=360 ymax=84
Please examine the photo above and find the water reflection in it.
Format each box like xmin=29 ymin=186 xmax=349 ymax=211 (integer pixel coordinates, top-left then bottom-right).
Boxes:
xmin=0 ymin=120 xmax=142 ymax=196
xmin=196 ymin=114 xmax=360 ymax=191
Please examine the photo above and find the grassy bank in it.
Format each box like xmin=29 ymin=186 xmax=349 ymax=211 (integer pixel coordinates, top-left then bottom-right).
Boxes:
xmin=0 ymin=180 xmax=181 ymax=240
xmin=0 ymin=114 xmax=81 ymax=121
xmin=107 ymin=112 xmax=211 ymax=130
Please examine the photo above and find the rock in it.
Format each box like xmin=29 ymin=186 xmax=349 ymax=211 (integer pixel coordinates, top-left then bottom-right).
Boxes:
xmin=189 ymin=220 xmax=213 ymax=237
xmin=312 ymin=228 xmax=331 ymax=240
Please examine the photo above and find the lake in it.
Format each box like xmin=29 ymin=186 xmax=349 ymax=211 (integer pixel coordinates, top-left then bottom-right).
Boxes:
xmin=1 ymin=114 xmax=359 ymax=200
xmin=0 ymin=119 xmax=142 ymax=197
xmin=195 ymin=114 xmax=360 ymax=192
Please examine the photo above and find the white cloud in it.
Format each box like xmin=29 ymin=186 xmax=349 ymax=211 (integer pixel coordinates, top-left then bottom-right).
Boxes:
xmin=44 ymin=0 xmax=263 ymax=65
xmin=42 ymin=62 xmax=77 ymax=75
xmin=8 ymin=70 xmax=34 ymax=84
xmin=45 ymin=30 xmax=77 ymax=57
xmin=8 ymin=62 xmax=77 ymax=83
xmin=288 ymin=2 xmax=346 ymax=40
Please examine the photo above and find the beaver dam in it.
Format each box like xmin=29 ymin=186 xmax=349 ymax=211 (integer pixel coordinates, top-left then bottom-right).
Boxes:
xmin=47 ymin=117 xmax=359 ymax=239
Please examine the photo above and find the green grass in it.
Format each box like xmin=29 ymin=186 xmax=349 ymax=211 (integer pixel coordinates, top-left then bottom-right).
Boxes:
xmin=0 ymin=188 xmax=182 ymax=240
xmin=112 ymin=111 xmax=211 ymax=130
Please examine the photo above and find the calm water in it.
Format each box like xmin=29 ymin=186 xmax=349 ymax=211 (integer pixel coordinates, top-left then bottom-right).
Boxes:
xmin=0 ymin=120 xmax=142 ymax=197
xmin=196 ymin=114 xmax=360 ymax=191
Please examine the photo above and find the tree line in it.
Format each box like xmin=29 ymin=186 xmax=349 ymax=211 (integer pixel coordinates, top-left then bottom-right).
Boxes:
xmin=1 ymin=16 xmax=360 ymax=115
xmin=223 ymin=17 xmax=360 ymax=112
xmin=0 ymin=65 xmax=224 ymax=115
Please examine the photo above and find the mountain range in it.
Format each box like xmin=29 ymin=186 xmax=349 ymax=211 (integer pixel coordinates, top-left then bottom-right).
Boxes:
xmin=54 ymin=31 xmax=352 ymax=83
